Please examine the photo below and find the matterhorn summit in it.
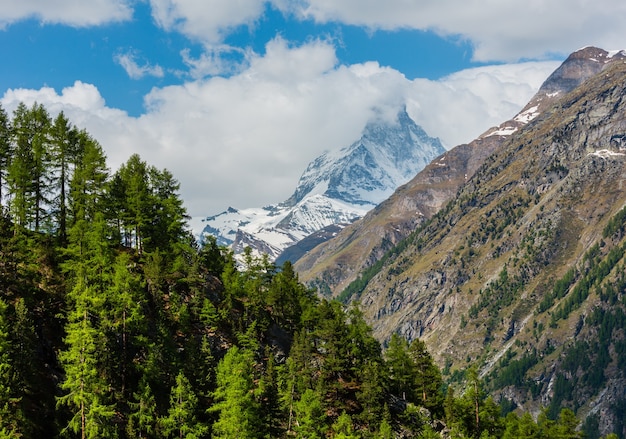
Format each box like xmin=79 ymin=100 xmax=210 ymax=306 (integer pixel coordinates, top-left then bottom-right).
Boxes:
xmin=199 ymin=107 xmax=445 ymax=261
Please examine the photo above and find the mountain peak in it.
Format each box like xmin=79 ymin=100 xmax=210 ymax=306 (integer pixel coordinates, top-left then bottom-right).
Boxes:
xmin=286 ymin=106 xmax=444 ymax=207
xmin=536 ymin=46 xmax=626 ymax=98
xmin=200 ymin=107 xmax=445 ymax=261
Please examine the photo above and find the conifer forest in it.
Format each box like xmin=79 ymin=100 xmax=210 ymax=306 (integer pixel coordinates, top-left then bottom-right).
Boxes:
xmin=0 ymin=102 xmax=617 ymax=438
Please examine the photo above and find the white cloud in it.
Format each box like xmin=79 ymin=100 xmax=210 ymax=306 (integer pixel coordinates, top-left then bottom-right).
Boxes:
xmin=143 ymin=0 xmax=626 ymax=63
xmin=3 ymin=1 xmax=624 ymax=65
xmin=115 ymin=51 xmax=165 ymax=79
xmin=1 ymin=39 xmax=557 ymax=219
xmin=286 ymin=0 xmax=626 ymax=62
xmin=181 ymin=45 xmax=250 ymax=78
xmin=407 ymin=61 xmax=561 ymax=147
xmin=0 ymin=0 xmax=132 ymax=28
xmin=149 ymin=0 xmax=267 ymax=44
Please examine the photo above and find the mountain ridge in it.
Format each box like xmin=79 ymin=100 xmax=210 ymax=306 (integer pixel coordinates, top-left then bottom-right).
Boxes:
xmin=294 ymin=47 xmax=626 ymax=435
xmin=294 ymin=46 xmax=626 ymax=298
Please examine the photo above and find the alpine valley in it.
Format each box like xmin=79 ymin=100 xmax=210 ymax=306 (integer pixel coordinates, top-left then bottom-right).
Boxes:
xmin=198 ymin=107 xmax=445 ymax=261
xmin=295 ymin=47 xmax=626 ymax=435
xmin=3 ymin=44 xmax=626 ymax=439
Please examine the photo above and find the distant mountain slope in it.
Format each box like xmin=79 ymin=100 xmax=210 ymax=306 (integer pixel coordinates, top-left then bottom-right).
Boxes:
xmin=199 ymin=108 xmax=445 ymax=260
xmin=294 ymin=46 xmax=626 ymax=297
xmin=303 ymin=48 xmax=626 ymax=435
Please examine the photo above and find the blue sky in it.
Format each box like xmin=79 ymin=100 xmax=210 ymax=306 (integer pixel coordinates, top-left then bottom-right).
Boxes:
xmin=1 ymin=2 xmax=476 ymax=116
xmin=1 ymin=1 xmax=624 ymax=217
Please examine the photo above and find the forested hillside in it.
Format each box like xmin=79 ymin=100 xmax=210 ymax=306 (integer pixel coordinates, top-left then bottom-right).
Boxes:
xmin=0 ymin=102 xmax=618 ymax=438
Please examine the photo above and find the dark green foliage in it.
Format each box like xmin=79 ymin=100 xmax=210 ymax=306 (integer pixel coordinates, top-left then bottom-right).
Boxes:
xmin=537 ymin=267 xmax=576 ymax=313
xmin=488 ymin=349 xmax=539 ymax=391
xmin=603 ymin=205 xmax=626 ymax=239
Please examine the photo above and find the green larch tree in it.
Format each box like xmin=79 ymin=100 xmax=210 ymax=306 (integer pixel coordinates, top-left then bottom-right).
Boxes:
xmin=49 ymin=112 xmax=80 ymax=245
xmin=160 ymin=371 xmax=207 ymax=439
xmin=210 ymin=346 xmax=261 ymax=439
xmin=408 ymin=338 xmax=444 ymax=417
xmin=57 ymin=279 xmax=116 ymax=439
xmin=58 ymin=131 xmax=116 ymax=438
xmin=0 ymin=104 xmax=11 ymax=207
xmin=385 ymin=333 xmax=415 ymax=401
xmin=115 ymin=154 xmax=150 ymax=252
xmin=7 ymin=102 xmax=51 ymax=232
xmin=292 ymin=388 xmax=326 ymax=439
xmin=127 ymin=377 xmax=158 ymax=439
xmin=7 ymin=102 xmax=37 ymax=231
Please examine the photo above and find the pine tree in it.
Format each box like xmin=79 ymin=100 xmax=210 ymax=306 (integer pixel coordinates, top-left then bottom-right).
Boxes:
xmin=102 ymin=252 xmax=146 ymax=399
xmin=144 ymin=166 xmax=189 ymax=255
xmin=127 ymin=377 xmax=158 ymax=439
xmin=0 ymin=104 xmax=11 ymax=207
xmin=408 ymin=338 xmax=444 ymax=417
xmin=58 ymin=136 xmax=116 ymax=438
xmin=256 ymin=347 xmax=283 ymax=438
xmin=9 ymin=298 xmax=38 ymax=435
xmin=7 ymin=102 xmax=36 ymax=231
xmin=210 ymin=346 xmax=261 ymax=439
xmin=331 ymin=412 xmax=359 ymax=439
xmin=49 ymin=112 xmax=79 ymax=245
xmin=57 ymin=283 xmax=116 ymax=439
xmin=385 ymin=333 xmax=415 ymax=401
xmin=115 ymin=154 xmax=150 ymax=252
xmin=68 ymin=131 xmax=108 ymax=227
xmin=7 ymin=102 xmax=51 ymax=232
xmin=160 ymin=371 xmax=207 ymax=439
xmin=293 ymin=388 xmax=326 ymax=439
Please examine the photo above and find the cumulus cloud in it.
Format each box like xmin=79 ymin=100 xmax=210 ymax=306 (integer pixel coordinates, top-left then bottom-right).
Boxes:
xmin=286 ymin=0 xmax=626 ymax=61
xmin=115 ymin=51 xmax=165 ymax=79
xmin=142 ymin=0 xmax=626 ymax=63
xmin=1 ymin=39 xmax=559 ymax=219
xmin=0 ymin=0 xmax=132 ymax=28
xmin=149 ymin=0 xmax=267 ymax=44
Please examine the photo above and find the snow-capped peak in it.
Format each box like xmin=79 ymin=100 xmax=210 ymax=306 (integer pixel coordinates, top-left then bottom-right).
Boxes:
xmin=198 ymin=106 xmax=445 ymax=261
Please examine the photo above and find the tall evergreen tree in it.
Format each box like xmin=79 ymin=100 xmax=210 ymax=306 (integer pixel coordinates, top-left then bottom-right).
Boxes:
xmin=7 ymin=102 xmax=51 ymax=232
xmin=115 ymin=154 xmax=150 ymax=252
xmin=210 ymin=346 xmax=261 ymax=439
xmin=0 ymin=104 xmax=11 ymax=207
xmin=160 ymin=372 xmax=207 ymax=439
xmin=292 ymin=388 xmax=326 ymax=439
xmin=57 ymin=279 xmax=116 ymax=439
xmin=7 ymin=102 xmax=36 ymax=231
xmin=67 ymin=130 xmax=108 ymax=227
xmin=385 ymin=333 xmax=415 ymax=401
xmin=58 ymin=134 xmax=116 ymax=438
xmin=127 ymin=377 xmax=158 ymax=439
xmin=49 ymin=112 xmax=79 ymax=245
xmin=144 ymin=167 xmax=189 ymax=255
xmin=102 ymin=252 xmax=146 ymax=399
xmin=408 ymin=338 xmax=444 ymax=417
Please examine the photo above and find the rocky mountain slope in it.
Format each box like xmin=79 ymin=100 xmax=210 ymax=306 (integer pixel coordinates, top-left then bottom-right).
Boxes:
xmin=199 ymin=108 xmax=444 ymax=260
xmin=294 ymin=46 xmax=626 ymax=297
xmin=298 ymin=47 xmax=626 ymax=435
